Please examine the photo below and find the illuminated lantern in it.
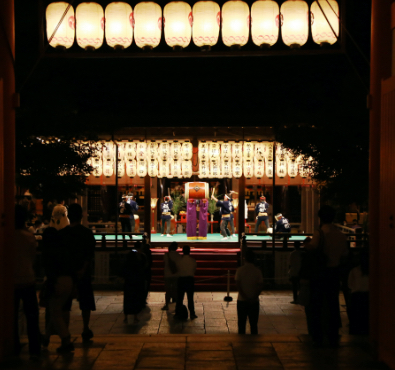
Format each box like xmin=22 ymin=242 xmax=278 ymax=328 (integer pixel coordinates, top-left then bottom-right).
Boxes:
xmin=221 ymin=142 xmax=232 ymax=159
xmin=164 ymin=1 xmax=192 ymax=49
xmin=211 ymin=159 xmax=221 ymax=178
xmin=254 ymin=158 xmax=264 ymax=178
xmin=210 ymin=142 xmax=220 ymax=159
xmin=255 ymin=142 xmax=265 ymax=160
xmin=148 ymin=159 xmax=158 ymax=177
xmin=233 ymin=158 xmax=242 ymax=178
xmin=182 ymin=142 xmax=193 ymax=159
xmin=126 ymin=159 xmax=137 ymax=177
xmin=182 ymin=160 xmax=193 ymax=178
xmin=243 ymin=142 xmax=254 ymax=160
xmin=103 ymin=159 xmax=114 ymax=177
xmin=125 ymin=142 xmax=136 ymax=160
xmin=198 ymin=142 xmax=210 ymax=160
xmin=136 ymin=142 xmax=147 ymax=160
xmin=192 ymin=1 xmax=220 ymax=50
xmin=298 ymin=156 xmax=308 ymax=178
xmin=232 ymin=142 xmax=243 ymax=159
xmin=147 ymin=142 xmax=158 ymax=160
xmin=158 ymin=142 xmax=171 ymax=160
xmin=117 ymin=160 xmax=125 ymax=177
xmin=276 ymin=144 xmax=287 ymax=178
xmin=266 ymin=142 xmax=274 ymax=161
xmin=311 ymin=0 xmax=339 ymax=46
xmin=92 ymin=157 xmax=103 ymax=177
xmin=288 ymin=157 xmax=298 ymax=177
xmin=222 ymin=159 xmax=232 ymax=178
xmin=251 ymin=0 xmax=279 ymax=48
xmin=137 ymin=159 xmax=147 ymax=177
xmin=117 ymin=142 xmax=125 ymax=161
xmin=103 ymin=142 xmax=115 ymax=161
xmin=172 ymin=159 xmax=182 ymax=177
xmin=199 ymin=160 xmax=210 ymax=178
xmin=158 ymin=159 xmax=170 ymax=178
xmin=244 ymin=159 xmax=254 ymax=178
xmin=105 ymin=2 xmax=133 ymax=49
xmin=280 ymin=0 xmax=309 ymax=48
xmin=221 ymin=0 xmax=249 ymax=48
xmin=265 ymin=157 xmax=273 ymax=178
xmin=76 ymin=2 xmax=104 ymax=50
xmin=171 ymin=142 xmax=183 ymax=160
xmin=134 ymin=2 xmax=162 ymax=50
xmin=46 ymin=2 xmax=75 ymax=49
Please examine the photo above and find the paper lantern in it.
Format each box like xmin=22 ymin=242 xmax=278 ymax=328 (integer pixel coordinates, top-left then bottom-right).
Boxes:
xmin=232 ymin=142 xmax=243 ymax=159
xmin=192 ymin=1 xmax=220 ymax=49
xmin=311 ymin=0 xmax=339 ymax=46
xmin=281 ymin=0 xmax=309 ymax=48
xmin=147 ymin=142 xmax=158 ymax=160
xmin=222 ymin=0 xmax=249 ymax=48
xmin=288 ymin=158 xmax=298 ymax=177
xmin=222 ymin=159 xmax=232 ymax=178
xmin=211 ymin=159 xmax=221 ymax=178
xmin=266 ymin=142 xmax=274 ymax=161
xmin=76 ymin=2 xmax=104 ymax=50
xmin=251 ymin=0 xmax=279 ymax=48
xmin=125 ymin=142 xmax=136 ymax=160
xmin=103 ymin=159 xmax=114 ymax=177
xmin=199 ymin=159 xmax=210 ymax=178
xmin=277 ymin=159 xmax=287 ymax=177
xmin=117 ymin=142 xmax=125 ymax=161
xmin=117 ymin=160 xmax=125 ymax=177
xmin=136 ymin=142 xmax=147 ymax=160
xmin=158 ymin=159 xmax=170 ymax=178
xmin=244 ymin=159 xmax=254 ymax=178
xmin=221 ymin=142 xmax=232 ymax=159
xmin=164 ymin=1 xmax=192 ymax=49
xmin=233 ymin=158 xmax=242 ymax=178
xmin=137 ymin=159 xmax=147 ymax=177
xmin=254 ymin=158 xmax=264 ymax=178
xmin=92 ymin=157 xmax=102 ymax=177
xmin=255 ymin=142 xmax=265 ymax=160
xmin=148 ymin=159 xmax=158 ymax=177
xmin=265 ymin=158 xmax=273 ymax=178
xmin=126 ymin=159 xmax=137 ymax=177
xmin=134 ymin=2 xmax=162 ymax=50
xmin=171 ymin=159 xmax=182 ymax=177
xmin=182 ymin=142 xmax=193 ymax=159
xmin=243 ymin=142 xmax=254 ymax=160
xmin=103 ymin=142 xmax=115 ymax=161
xmin=171 ymin=142 xmax=183 ymax=160
xmin=158 ymin=142 xmax=171 ymax=160
xmin=198 ymin=142 xmax=210 ymax=160
xmin=182 ymin=160 xmax=193 ymax=178
xmin=210 ymin=142 xmax=220 ymax=159
xmin=46 ymin=2 xmax=75 ymax=49
xmin=105 ymin=2 xmax=133 ymax=49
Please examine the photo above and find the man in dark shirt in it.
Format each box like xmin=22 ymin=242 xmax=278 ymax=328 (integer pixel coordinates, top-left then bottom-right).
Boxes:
xmin=59 ymin=203 xmax=96 ymax=343
xmin=126 ymin=193 xmax=139 ymax=232
xmin=275 ymin=213 xmax=291 ymax=233
xmin=254 ymin=196 xmax=270 ymax=233
xmin=212 ymin=193 xmax=233 ymax=240
xmin=161 ymin=196 xmax=173 ymax=237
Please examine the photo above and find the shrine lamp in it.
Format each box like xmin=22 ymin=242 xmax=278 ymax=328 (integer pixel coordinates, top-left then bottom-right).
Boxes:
xmin=134 ymin=2 xmax=162 ymax=50
xmin=150 ymin=198 xmax=159 ymax=233
xmin=251 ymin=0 xmax=279 ymax=48
xmin=76 ymin=2 xmax=104 ymax=50
xmin=105 ymin=2 xmax=134 ymax=50
xmin=311 ymin=0 xmax=339 ymax=46
xmin=46 ymin=2 xmax=75 ymax=49
xmin=280 ymin=0 xmax=309 ymax=49
xmin=192 ymin=1 xmax=220 ymax=50
xmin=164 ymin=1 xmax=192 ymax=50
xmin=222 ymin=0 xmax=250 ymax=49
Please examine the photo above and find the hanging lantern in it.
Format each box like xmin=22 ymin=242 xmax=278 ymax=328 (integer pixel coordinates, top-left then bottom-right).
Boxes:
xmin=265 ymin=158 xmax=273 ymax=178
xmin=243 ymin=142 xmax=254 ymax=160
xmin=92 ymin=157 xmax=103 ymax=177
xmin=221 ymin=142 xmax=232 ymax=159
xmin=298 ymin=156 xmax=308 ymax=178
xmin=198 ymin=142 xmax=210 ymax=160
xmin=266 ymin=142 xmax=274 ymax=161
xmin=46 ymin=2 xmax=75 ymax=49
xmin=210 ymin=142 xmax=220 ymax=159
xmin=164 ymin=1 xmax=192 ymax=50
xmin=148 ymin=159 xmax=158 ymax=177
xmin=288 ymin=157 xmax=298 ymax=177
xmin=182 ymin=142 xmax=193 ymax=159
xmin=222 ymin=159 xmax=232 ymax=178
xmin=117 ymin=142 xmax=125 ymax=161
xmin=134 ymin=2 xmax=162 ymax=50
xmin=103 ymin=159 xmax=114 ymax=177
xmin=76 ymin=2 xmax=104 ymax=50
xmin=117 ymin=160 xmax=126 ymax=177
xmin=244 ymin=159 xmax=254 ymax=178
xmin=105 ymin=2 xmax=134 ymax=50
xmin=103 ymin=141 xmax=115 ymax=161
xmin=147 ymin=142 xmax=158 ymax=160
xmin=211 ymin=159 xmax=221 ymax=178
xmin=251 ymin=0 xmax=279 ymax=48
xmin=136 ymin=142 xmax=147 ymax=160
xmin=311 ymin=0 xmax=339 ymax=46
xmin=276 ymin=144 xmax=287 ymax=178
xmin=281 ymin=0 xmax=309 ymax=48
xmin=125 ymin=142 xmax=136 ymax=160
xmin=158 ymin=159 xmax=170 ymax=178
xmin=221 ymin=0 xmax=249 ymax=48
xmin=232 ymin=142 xmax=243 ymax=159
xmin=86 ymin=158 xmax=92 ymax=176
xmin=158 ymin=142 xmax=171 ymax=160
xmin=233 ymin=158 xmax=242 ymax=178
xmin=171 ymin=159 xmax=182 ymax=178
xmin=137 ymin=159 xmax=147 ymax=177
xmin=192 ymin=1 xmax=220 ymax=50
xmin=126 ymin=159 xmax=137 ymax=177
xmin=254 ymin=158 xmax=264 ymax=178
xmin=199 ymin=159 xmax=210 ymax=178
xmin=182 ymin=160 xmax=193 ymax=178
xmin=171 ymin=142 xmax=183 ymax=160
xmin=255 ymin=142 xmax=265 ymax=160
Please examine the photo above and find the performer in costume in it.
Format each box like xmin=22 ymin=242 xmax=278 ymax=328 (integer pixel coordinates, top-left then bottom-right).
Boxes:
xmin=198 ymin=199 xmax=208 ymax=240
xmin=211 ymin=193 xmax=233 ymax=240
xmin=275 ymin=213 xmax=291 ymax=233
xmin=255 ymin=196 xmax=270 ymax=233
xmin=161 ymin=196 xmax=173 ymax=237
xmin=186 ymin=199 xmax=197 ymax=240
xmin=119 ymin=195 xmax=133 ymax=233
xmin=228 ymin=191 xmax=238 ymax=238
xmin=126 ymin=193 xmax=139 ymax=232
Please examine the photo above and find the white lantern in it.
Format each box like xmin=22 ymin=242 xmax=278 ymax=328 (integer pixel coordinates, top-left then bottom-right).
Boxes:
xmin=277 ymin=159 xmax=287 ymax=177
xmin=244 ymin=159 xmax=254 ymax=178
xmin=158 ymin=159 xmax=170 ymax=178
xmin=103 ymin=159 xmax=114 ymax=177
xmin=46 ymin=2 xmax=75 ymax=49
xmin=288 ymin=158 xmax=298 ymax=177
xmin=125 ymin=142 xmax=136 ymax=160
xmin=222 ymin=159 xmax=232 ymax=178
xmin=86 ymin=158 xmax=92 ymax=176
xmin=148 ymin=159 xmax=158 ymax=177
xmin=134 ymin=2 xmax=162 ymax=50
xmin=198 ymin=142 xmax=210 ymax=160
xmin=232 ymin=142 xmax=243 ymax=159
xmin=233 ymin=158 xmax=242 ymax=178
xmin=158 ymin=142 xmax=171 ymax=160
xmin=182 ymin=160 xmax=193 ymax=178
xmin=254 ymin=158 xmax=264 ymax=178
xmin=171 ymin=159 xmax=182 ymax=177
xmin=117 ymin=142 xmax=125 ymax=161
xmin=137 ymin=159 xmax=147 ymax=177
xmin=210 ymin=142 xmax=220 ymax=159
xmin=103 ymin=142 xmax=115 ymax=161
xmin=182 ymin=142 xmax=193 ymax=159
xmin=105 ymin=2 xmax=134 ymax=50
xmin=255 ymin=142 xmax=265 ymax=160
xmin=243 ymin=142 xmax=254 ymax=160
xmin=164 ymin=1 xmax=192 ymax=49
xmin=265 ymin=158 xmax=273 ymax=178
xmin=311 ymin=0 xmax=339 ymax=46
xmin=192 ymin=1 xmax=220 ymax=49
xmin=221 ymin=142 xmax=232 ymax=159
xmin=211 ymin=159 xmax=221 ymax=178
xmin=76 ymin=2 xmax=104 ymax=50
xmin=281 ymin=0 xmax=309 ymax=48
xmin=222 ymin=0 xmax=249 ymax=48
xmin=251 ymin=0 xmax=279 ymax=48
xmin=147 ymin=142 xmax=158 ymax=160
xmin=92 ymin=157 xmax=103 ymax=177
xmin=136 ymin=142 xmax=147 ymax=160
xmin=171 ymin=142 xmax=183 ymax=160
xmin=126 ymin=159 xmax=137 ymax=177
xmin=266 ymin=142 xmax=274 ymax=161
xmin=117 ymin=160 xmax=125 ymax=177
xmin=199 ymin=159 xmax=210 ymax=178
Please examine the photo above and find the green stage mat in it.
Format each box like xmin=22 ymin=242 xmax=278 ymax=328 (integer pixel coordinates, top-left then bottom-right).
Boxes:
xmin=94 ymin=234 xmax=143 ymax=241
xmin=245 ymin=235 xmax=307 ymax=241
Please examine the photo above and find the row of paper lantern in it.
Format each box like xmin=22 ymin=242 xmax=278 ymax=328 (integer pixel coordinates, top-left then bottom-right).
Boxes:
xmin=46 ymin=0 xmax=339 ymax=51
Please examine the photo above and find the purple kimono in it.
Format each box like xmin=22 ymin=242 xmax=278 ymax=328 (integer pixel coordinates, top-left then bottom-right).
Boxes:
xmin=187 ymin=199 xmax=197 ymax=240
xmin=198 ymin=200 xmax=208 ymax=240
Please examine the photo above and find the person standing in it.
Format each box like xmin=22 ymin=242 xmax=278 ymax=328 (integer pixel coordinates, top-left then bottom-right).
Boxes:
xmin=211 ymin=193 xmax=232 ymax=240
xmin=59 ymin=203 xmax=96 ymax=343
xmin=14 ymin=205 xmax=41 ymax=359
xmin=254 ymin=196 xmax=270 ymax=233
xmin=161 ymin=196 xmax=173 ymax=237
xmin=175 ymin=246 xmax=197 ymax=320
xmin=119 ymin=195 xmax=133 ymax=233
xmin=162 ymin=242 xmax=181 ymax=310
xmin=126 ymin=193 xmax=139 ymax=233
xmin=235 ymin=249 xmax=264 ymax=335
xmin=288 ymin=242 xmax=302 ymax=304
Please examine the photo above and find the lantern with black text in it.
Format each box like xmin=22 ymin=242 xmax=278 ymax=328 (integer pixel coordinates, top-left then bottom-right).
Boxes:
xmin=222 ymin=159 xmax=232 ymax=178
xmin=199 ymin=160 xmax=210 ymax=178
xmin=117 ymin=160 xmax=125 ymax=177
xmin=103 ymin=159 xmax=114 ymax=177
xmin=244 ymin=159 xmax=254 ymax=178
xmin=222 ymin=0 xmax=249 ymax=48
xmin=137 ymin=159 xmax=147 ymax=177
xmin=125 ymin=142 xmax=136 ymax=160
xmin=233 ymin=158 xmax=242 ymax=178
xmin=254 ymin=158 xmax=264 ymax=178
xmin=76 ymin=2 xmax=104 ymax=50
xmin=164 ymin=1 xmax=192 ymax=49
xmin=182 ymin=160 xmax=193 ymax=178
xmin=171 ymin=159 xmax=182 ymax=178
xmin=192 ymin=1 xmax=220 ymax=49
xmin=105 ymin=2 xmax=134 ymax=49
xmin=126 ymin=159 xmax=137 ymax=177
xmin=147 ymin=142 xmax=158 ymax=160
xmin=171 ymin=142 xmax=183 ymax=160
xmin=251 ymin=0 xmax=279 ymax=48
xmin=182 ymin=142 xmax=193 ymax=159
xmin=265 ymin=157 xmax=273 ymax=178
xmin=134 ymin=2 xmax=162 ymax=49
xmin=280 ymin=0 xmax=309 ymax=48
xmin=311 ymin=0 xmax=339 ymax=46
xmin=46 ymin=2 xmax=75 ymax=49
xmin=148 ymin=159 xmax=158 ymax=177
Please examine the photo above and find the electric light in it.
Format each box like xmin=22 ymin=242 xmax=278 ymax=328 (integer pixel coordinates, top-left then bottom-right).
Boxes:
xmin=280 ymin=0 xmax=309 ymax=48
xmin=76 ymin=2 xmax=104 ymax=50
xmin=164 ymin=1 xmax=192 ymax=49
xmin=192 ymin=1 xmax=220 ymax=49
xmin=134 ymin=2 xmax=162 ymax=49
xmin=222 ymin=0 xmax=249 ymax=48
xmin=251 ymin=0 xmax=279 ymax=47
xmin=105 ymin=2 xmax=133 ymax=49
xmin=311 ymin=0 xmax=339 ymax=46
xmin=46 ymin=2 xmax=75 ymax=49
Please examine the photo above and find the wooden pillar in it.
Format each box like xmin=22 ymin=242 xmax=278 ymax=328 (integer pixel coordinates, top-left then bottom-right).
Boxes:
xmin=144 ymin=175 xmax=151 ymax=240
xmin=0 ymin=0 xmax=15 ymax=360
xmin=238 ymin=175 xmax=245 ymax=237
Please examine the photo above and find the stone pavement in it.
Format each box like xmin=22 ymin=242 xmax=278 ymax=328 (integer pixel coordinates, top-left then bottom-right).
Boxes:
xmin=5 ymin=291 xmax=389 ymax=370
